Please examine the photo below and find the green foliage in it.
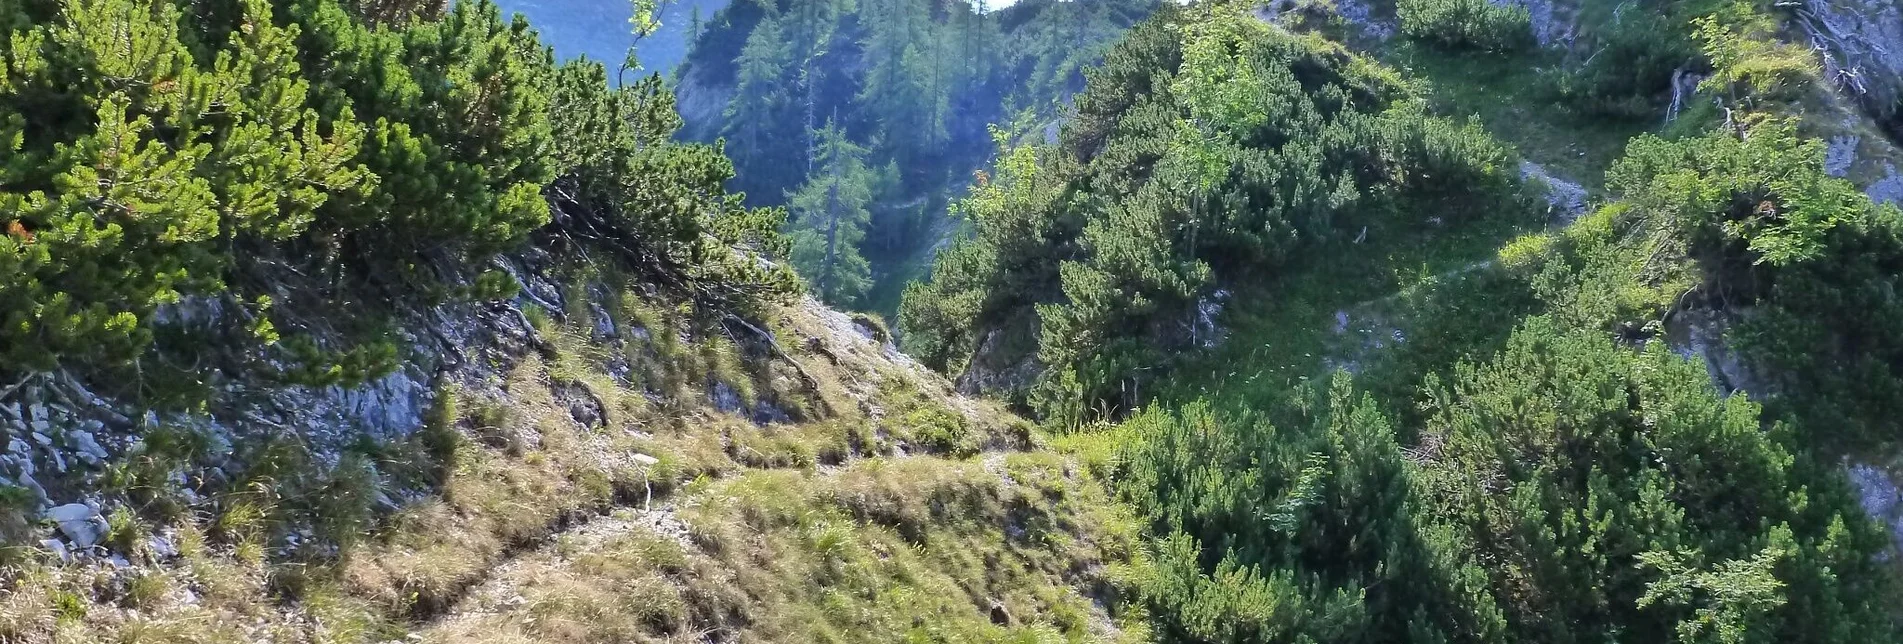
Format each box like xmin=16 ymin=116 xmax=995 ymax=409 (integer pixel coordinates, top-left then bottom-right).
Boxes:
xmin=1608 ymin=120 xmax=1862 ymax=268
xmin=682 ymin=0 xmax=1158 ymax=314
xmin=101 ymin=425 xmax=217 ymax=522
xmin=786 ymin=123 xmax=877 ymax=306
xmin=544 ymin=56 xmax=797 ymax=308
xmin=1588 ymin=120 xmax=1903 ymax=450
xmin=1691 ymin=6 xmax=1816 ymax=104
xmin=0 ymin=0 xmax=370 ymax=373
xmin=1397 ymin=0 xmax=1533 ymax=52
xmin=904 ymin=4 xmax=1520 ymax=424
xmin=898 ymin=128 xmax=1068 ymax=373
xmin=1413 ymin=318 xmax=1893 ymax=641
xmin=1539 ymin=1 xmax=1810 ymax=121
xmin=1119 ymin=376 xmax=1506 ymax=642
xmin=1549 ymin=0 xmax=1701 ymax=119
xmin=692 ymin=0 xmax=1156 ymax=202
xmin=0 ymin=0 xmax=793 ymax=399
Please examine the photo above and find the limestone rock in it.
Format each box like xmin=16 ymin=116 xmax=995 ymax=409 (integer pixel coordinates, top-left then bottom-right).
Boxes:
xmin=44 ymin=503 xmax=107 ymax=549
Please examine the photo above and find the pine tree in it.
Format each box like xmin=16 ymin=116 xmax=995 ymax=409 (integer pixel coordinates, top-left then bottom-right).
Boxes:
xmin=786 ymin=123 xmax=875 ymax=305
xmin=719 ymin=12 xmax=793 ymax=187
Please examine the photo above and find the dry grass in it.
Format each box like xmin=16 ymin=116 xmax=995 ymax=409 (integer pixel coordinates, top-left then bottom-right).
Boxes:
xmin=1 ymin=282 xmax=1140 ymax=643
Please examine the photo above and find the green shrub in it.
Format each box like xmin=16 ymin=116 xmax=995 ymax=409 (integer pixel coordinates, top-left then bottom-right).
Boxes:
xmin=903 ymin=4 xmax=1522 ymax=426
xmin=1397 ymin=0 xmax=1533 ymax=52
xmin=0 ymin=0 xmax=794 ymax=405
xmin=1550 ymin=2 xmax=1698 ymax=119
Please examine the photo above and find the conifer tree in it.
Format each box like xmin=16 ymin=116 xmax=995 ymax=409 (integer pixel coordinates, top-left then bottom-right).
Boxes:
xmin=786 ymin=123 xmax=876 ymax=305
xmin=719 ymin=11 xmax=793 ymax=186
xmin=0 ymin=0 xmax=793 ymax=396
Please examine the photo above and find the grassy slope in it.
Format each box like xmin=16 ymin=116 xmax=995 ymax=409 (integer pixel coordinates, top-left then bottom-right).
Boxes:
xmin=0 ymin=278 xmax=1145 ymax=643
xmin=1159 ymin=7 xmax=1673 ymax=423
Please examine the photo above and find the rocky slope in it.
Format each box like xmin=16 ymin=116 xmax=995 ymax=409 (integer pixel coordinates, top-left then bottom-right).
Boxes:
xmin=0 ymin=233 xmax=1142 ymax=642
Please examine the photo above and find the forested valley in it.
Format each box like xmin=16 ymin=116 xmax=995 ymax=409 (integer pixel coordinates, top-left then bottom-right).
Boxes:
xmin=669 ymin=0 xmax=1158 ymax=312
xmin=5 ymin=0 xmax=1903 ymax=642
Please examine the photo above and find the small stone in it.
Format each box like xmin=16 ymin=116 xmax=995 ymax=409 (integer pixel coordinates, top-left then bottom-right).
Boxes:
xmin=709 ymin=382 xmax=745 ymax=414
xmin=30 ymin=432 xmax=50 ymax=447
xmin=43 ymin=503 xmax=107 ymax=549
xmin=148 ymin=535 xmax=178 ymax=559
xmin=17 ymin=472 xmax=45 ymax=503
xmin=68 ymin=431 xmax=109 ymax=463
xmin=6 ymin=438 xmax=26 ymax=456
xmin=10 ymin=454 xmax=35 ymax=477
xmin=26 ymin=403 xmax=44 ymax=422
xmin=631 ymin=453 xmax=660 ymax=466
xmin=40 ymin=539 xmax=69 ymax=562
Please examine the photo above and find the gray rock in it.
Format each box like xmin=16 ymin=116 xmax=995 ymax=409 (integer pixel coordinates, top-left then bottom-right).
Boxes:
xmin=1520 ymin=161 xmax=1589 ymax=224
xmin=1670 ymin=309 xmax=1760 ymax=396
xmin=68 ymin=431 xmax=109 ymax=463
xmin=40 ymin=539 xmax=69 ymax=562
xmin=1869 ymin=164 xmax=1903 ymax=205
xmin=1190 ymin=290 xmax=1229 ymax=349
xmin=8 ymin=453 xmax=35 ymax=477
xmin=1792 ymin=0 xmax=1903 ymax=107
xmin=148 ymin=535 xmax=179 ymax=559
xmin=591 ymin=303 xmax=617 ymax=339
xmin=7 ymin=438 xmax=26 ymax=456
xmin=709 ymin=382 xmax=745 ymax=414
xmin=43 ymin=503 xmax=107 ymax=549
xmin=752 ymin=400 xmax=793 ymax=426
xmin=1331 ymin=0 xmax=1393 ymax=40
xmin=1502 ymin=0 xmax=1572 ymax=48
xmin=17 ymin=473 xmax=46 ymax=505
xmin=1826 ymin=135 xmax=1861 ymax=177
xmin=30 ymin=432 xmax=50 ymax=447
xmin=1847 ymin=463 xmax=1903 ymax=554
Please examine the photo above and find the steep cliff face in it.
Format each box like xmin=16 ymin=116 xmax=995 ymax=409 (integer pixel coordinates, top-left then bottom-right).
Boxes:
xmin=1790 ymin=0 xmax=1903 ymax=204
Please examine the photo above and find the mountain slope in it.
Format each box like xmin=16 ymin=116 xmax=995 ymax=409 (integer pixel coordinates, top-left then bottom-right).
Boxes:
xmin=901 ymin=0 xmax=1903 ymax=639
xmin=671 ymin=0 xmax=1161 ymax=313
xmin=0 ymin=1 xmax=1141 ymax=641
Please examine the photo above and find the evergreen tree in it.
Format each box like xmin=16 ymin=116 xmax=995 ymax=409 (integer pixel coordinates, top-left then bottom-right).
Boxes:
xmin=0 ymin=0 xmax=793 ymax=401
xmin=786 ymin=123 xmax=876 ymax=305
xmin=719 ymin=10 xmax=794 ymax=187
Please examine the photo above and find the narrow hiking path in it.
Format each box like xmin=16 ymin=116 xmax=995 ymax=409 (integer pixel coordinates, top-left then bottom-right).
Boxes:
xmin=407 ymin=442 xmax=1125 ymax=644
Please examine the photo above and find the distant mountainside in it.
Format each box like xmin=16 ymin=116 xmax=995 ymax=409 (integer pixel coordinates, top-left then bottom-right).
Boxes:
xmin=495 ymin=0 xmax=729 ymax=76
xmin=670 ymin=0 xmax=1160 ymax=314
